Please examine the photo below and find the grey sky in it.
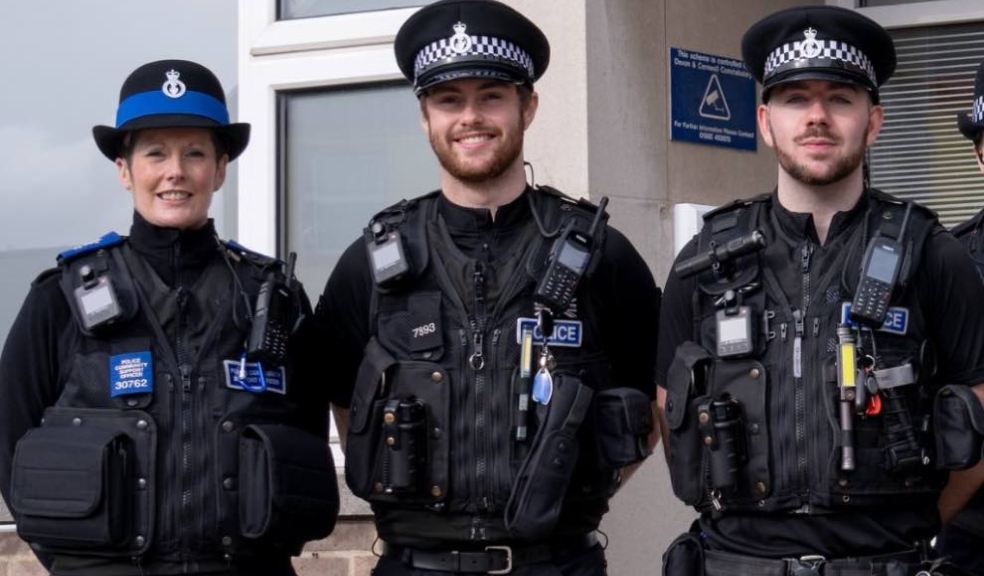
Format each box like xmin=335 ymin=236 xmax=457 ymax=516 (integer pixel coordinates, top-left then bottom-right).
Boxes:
xmin=0 ymin=0 xmax=238 ymax=251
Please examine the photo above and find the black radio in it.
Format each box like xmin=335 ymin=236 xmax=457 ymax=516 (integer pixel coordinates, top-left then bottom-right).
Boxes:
xmin=850 ymin=236 xmax=902 ymax=327
xmin=534 ymin=197 xmax=608 ymax=312
xmin=246 ymin=252 xmax=298 ymax=367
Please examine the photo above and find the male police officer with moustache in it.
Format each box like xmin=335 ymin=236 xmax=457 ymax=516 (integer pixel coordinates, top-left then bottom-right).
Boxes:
xmin=657 ymin=6 xmax=984 ymax=575
xmin=316 ymin=1 xmax=660 ymax=574
xmin=937 ymin=61 xmax=984 ymax=576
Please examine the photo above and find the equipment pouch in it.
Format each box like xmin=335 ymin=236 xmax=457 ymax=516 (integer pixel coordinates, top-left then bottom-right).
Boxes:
xmin=238 ymin=424 xmax=339 ymax=551
xmin=665 ymin=342 xmax=712 ymax=505
xmin=11 ymin=425 xmax=130 ymax=551
xmin=594 ymin=387 xmax=653 ymax=468
xmin=934 ymin=384 xmax=984 ymax=470
xmin=345 ymin=338 xmax=451 ymax=506
xmin=662 ymin=531 xmax=705 ymax=576
xmin=504 ymin=374 xmax=594 ymax=541
xmin=345 ymin=338 xmax=397 ymax=497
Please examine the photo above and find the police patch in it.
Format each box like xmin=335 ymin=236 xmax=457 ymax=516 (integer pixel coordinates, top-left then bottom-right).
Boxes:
xmin=110 ymin=351 xmax=153 ymax=397
xmin=223 ymin=360 xmax=286 ymax=395
xmin=516 ymin=317 xmax=583 ymax=348
xmin=840 ymin=302 xmax=909 ymax=336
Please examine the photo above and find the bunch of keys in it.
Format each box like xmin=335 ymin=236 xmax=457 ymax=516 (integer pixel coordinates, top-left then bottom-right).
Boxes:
xmin=532 ymin=308 xmax=555 ymax=405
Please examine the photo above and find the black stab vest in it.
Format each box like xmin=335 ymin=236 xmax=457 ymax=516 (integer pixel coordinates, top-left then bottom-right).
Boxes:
xmin=665 ymin=190 xmax=947 ymax=515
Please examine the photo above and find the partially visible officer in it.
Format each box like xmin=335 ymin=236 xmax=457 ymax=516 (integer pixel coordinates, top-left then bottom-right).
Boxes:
xmin=315 ymin=1 xmax=660 ymax=574
xmin=0 ymin=60 xmax=338 ymax=576
xmin=656 ymin=6 xmax=984 ymax=575
xmin=937 ymin=61 xmax=984 ymax=576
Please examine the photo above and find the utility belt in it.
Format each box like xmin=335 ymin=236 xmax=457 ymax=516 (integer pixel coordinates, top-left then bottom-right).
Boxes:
xmin=663 ymin=533 xmax=963 ymax=576
xmin=383 ymin=532 xmax=600 ymax=574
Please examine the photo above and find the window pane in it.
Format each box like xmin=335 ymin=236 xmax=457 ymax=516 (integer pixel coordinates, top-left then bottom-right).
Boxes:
xmin=279 ymin=0 xmax=423 ymax=19
xmin=868 ymin=22 xmax=984 ymax=227
xmin=282 ymin=84 xmax=439 ymax=293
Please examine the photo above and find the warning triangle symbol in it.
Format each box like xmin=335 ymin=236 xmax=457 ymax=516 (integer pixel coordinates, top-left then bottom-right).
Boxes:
xmin=699 ymin=74 xmax=731 ymax=121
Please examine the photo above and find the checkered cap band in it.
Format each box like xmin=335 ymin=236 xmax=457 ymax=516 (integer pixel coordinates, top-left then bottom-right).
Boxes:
xmin=764 ymin=39 xmax=877 ymax=86
xmin=974 ymin=96 xmax=984 ymax=124
xmin=413 ymin=35 xmax=535 ymax=80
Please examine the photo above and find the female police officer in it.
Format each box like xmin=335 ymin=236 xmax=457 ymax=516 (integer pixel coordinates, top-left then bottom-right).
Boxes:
xmin=0 ymin=60 xmax=338 ymax=576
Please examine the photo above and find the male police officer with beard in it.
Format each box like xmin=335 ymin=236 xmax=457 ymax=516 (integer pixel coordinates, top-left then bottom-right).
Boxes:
xmin=315 ymin=1 xmax=660 ymax=574
xmin=936 ymin=61 xmax=984 ymax=576
xmin=0 ymin=60 xmax=338 ymax=575
xmin=656 ymin=6 xmax=984 ymax=575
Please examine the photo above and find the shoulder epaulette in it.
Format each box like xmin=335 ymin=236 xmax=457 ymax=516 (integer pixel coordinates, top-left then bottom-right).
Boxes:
xmin=223 ymin=240 xmax=279 ymax=267
xmin=31 ymin=267 xmax=61 ymax=287
xmin=867 ymin=188 xmax=940 ymax=225
xmin=369 ymin=191 xmax=439 ymax=226
xmin=702 ymin=194 xmax=770 ymax=223
xmin=57 ymin=232 xmax=125 ymax=264
xmin=950 ymin=209 xmax=984 ymax=238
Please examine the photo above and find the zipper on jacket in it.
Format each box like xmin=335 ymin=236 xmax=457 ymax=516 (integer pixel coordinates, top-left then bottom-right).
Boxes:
xmin=794 ymin=242 xmax=814 ymax=501
xmin=471 ymin=264 xmax=490 ymax=514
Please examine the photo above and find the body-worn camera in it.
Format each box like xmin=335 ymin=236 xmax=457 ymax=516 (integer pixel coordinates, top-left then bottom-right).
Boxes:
xmin=382 ymin=398 xmax=428 ymax=494
xmin=73 ymin=263 xmax=124 ymax=331
xmin=367 ymin=222 xmax=411 ymax=288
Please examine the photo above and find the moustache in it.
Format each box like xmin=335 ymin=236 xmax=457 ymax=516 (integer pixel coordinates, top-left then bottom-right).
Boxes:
xmin=795 ymin=128 xmax=837 ymax=143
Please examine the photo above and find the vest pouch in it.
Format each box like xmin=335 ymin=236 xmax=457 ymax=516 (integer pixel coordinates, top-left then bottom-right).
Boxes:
xmin=11 ymin=425 xmax=130 ymax=552
xmin=364 ymin=360 xmax=450 ymax=506
xmin=934 ymin=384 xmax=984 ymax=470
xmin=708 ymin=357 xmax=770 ymax=504
xmin=345 ymin=338 xmax=397 ymax=498
xmin=594 ymin=387 xmax=653 ymax=468
xmin=665 ymin=341 xmax=712 ymax=505
xmin=504 ymin=374 xmax=594 ymax=541
xmin=238 ymin=424 xmax=339 ymax=552
xmin=662 ymin=530 xmax=705 ymax=576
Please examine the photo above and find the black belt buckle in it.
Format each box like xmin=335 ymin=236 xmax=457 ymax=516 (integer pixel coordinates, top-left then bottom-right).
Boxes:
xmin=788 ymin=555 xmax=825 ymax=576
xmin=485 ymin=545 xmax=513 ymax=574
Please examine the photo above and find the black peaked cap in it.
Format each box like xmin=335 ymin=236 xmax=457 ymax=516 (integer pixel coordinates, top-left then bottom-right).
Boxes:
xmin=742 ymin=5 xmax=896 ymax=102
xmin=92 ymin=59 xmax=250 ymax=161
xmin=395 ymin=0 xmax=550 ymax=95
xmin=957 ymin=60 xmax=984 ymax=141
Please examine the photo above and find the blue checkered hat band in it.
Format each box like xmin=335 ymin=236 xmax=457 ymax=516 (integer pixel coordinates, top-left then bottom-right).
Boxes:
xmin=974 ymin=96 xmax=984 ymax=124
xmin=414 ymin=35 xmax=535 ymax=80
xmin=764 ymin=39 xmax=877 ymax=86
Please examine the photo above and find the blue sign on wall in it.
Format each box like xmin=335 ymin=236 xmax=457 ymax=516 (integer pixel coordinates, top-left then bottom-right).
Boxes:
xmin=670 ymin=47 xmax=757 ymax=151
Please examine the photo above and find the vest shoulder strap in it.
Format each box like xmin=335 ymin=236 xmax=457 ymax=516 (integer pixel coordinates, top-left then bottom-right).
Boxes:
xmin=222 ymin=239 xmax=281 ymax=271
xmin=694 ymin=195 xmax=769 ymax=296
xmin=57 ymin=232 xmax=126 ymax=264
xmin=950 ymin=208 xmax=984 ymax=239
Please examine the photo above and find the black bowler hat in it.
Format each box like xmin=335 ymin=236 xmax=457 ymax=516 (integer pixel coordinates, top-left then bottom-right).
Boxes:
xmin=93 ymin=60 xmax=250 ymax=161
xmin=742 ymin=6 xmax=896 ymax=103
xmin=957 ymin=61 xmax=984 ymax=142
xmin=394 ymin=0 xmax=550 ymax=95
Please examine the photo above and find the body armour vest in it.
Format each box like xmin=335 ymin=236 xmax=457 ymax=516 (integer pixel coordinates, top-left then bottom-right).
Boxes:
xmin=11 ymin=237 xmax=337 ymax=563
xmin=946 ymin=212 xmax=984 ymax=536
xmin=665 ymin=190 xmax=947 ymax=515
xmin=345 ymin=189 xmax=623 ymax=546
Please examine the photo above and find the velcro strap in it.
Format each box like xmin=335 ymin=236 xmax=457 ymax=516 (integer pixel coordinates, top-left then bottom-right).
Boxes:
xmin=872 ymin=363 xmax=915 ymax=391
